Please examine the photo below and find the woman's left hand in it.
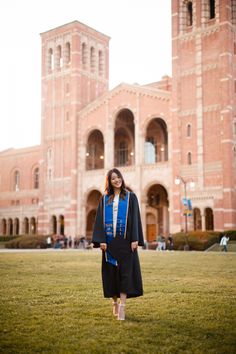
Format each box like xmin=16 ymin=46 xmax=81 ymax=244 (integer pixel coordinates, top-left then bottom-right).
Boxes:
xmin=131 ymin=241 xmax=138 ymax=252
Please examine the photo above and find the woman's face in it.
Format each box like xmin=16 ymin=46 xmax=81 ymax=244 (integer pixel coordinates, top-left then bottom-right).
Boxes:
xmin=110 ymin=172 xmax=122 ymax=190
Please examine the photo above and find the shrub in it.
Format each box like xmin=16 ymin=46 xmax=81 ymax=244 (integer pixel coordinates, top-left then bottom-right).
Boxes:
xmin=221 ymin=230 xmax=236 ymax=241
xmin=172 ymin=231 xmax=221 ymax=251
xmin=5 ymin=235 xmax=48 ymax=249
xmin=0 ymin=235 xmax=19 ymax=242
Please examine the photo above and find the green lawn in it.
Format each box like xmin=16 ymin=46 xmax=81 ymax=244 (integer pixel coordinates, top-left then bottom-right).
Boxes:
xmin=0 ymin=250 xmax=235 ymax=354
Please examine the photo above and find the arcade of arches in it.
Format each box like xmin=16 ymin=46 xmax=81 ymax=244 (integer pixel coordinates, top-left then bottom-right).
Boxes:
xmin=85 ymin=111 xmax=168 ymax=170
xmin=0 ymin=202 xmax=215 ymax=239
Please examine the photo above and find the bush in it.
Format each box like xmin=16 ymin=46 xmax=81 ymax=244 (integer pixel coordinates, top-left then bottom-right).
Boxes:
xmin=5 ymin=235 xmax=48 ymax=249
xmin=0 ymin=235 xmax=19 ymax=242
xmin=172 ymin=231 xmax=221 ymax=251
xmin=221 ymin=230 xmax=236 ymax=241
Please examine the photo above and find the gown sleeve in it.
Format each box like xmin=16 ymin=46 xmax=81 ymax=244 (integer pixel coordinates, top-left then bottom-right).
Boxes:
xmin=92 ymin=196 xmax=106 ymax=248
xmin=129 ymin=193 xmax=144 ymax=246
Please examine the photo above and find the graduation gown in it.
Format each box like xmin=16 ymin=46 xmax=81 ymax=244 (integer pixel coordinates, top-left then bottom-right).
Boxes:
xmin=92 ymin=192 xmax=144 ymax=298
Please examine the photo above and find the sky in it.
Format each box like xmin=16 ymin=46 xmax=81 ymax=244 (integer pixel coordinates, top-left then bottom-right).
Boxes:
xmin=0 ymin=0 xmax=172 ymax=152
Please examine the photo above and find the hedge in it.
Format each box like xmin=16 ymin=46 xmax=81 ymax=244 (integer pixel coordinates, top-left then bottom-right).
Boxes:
xmin=172 ymin=231 xmax=221 ymax=251
xmin=0 ymin=235 xmax=19 ymax=242
xmin=5 ymin=235 xmax=49 ymax=249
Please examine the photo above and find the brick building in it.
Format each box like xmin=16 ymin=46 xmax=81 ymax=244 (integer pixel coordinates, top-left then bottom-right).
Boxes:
xmin=0 ymin=0 xmax=235 ymax=241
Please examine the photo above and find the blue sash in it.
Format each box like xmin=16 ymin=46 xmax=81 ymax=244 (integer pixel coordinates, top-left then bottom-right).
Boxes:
xmin=104 ymin=192 xmax=130 ymax=266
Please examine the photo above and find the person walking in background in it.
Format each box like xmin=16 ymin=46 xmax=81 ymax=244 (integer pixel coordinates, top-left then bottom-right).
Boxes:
xmin=168 ymin=233 xmax=174 ymax=251
xmin=46 ymin=235 xmax=52 ymax=248
xmin=220 ymin=234 xmax=230 ymax=252
xmin=92 ymin=168 xmax=144 ymax=321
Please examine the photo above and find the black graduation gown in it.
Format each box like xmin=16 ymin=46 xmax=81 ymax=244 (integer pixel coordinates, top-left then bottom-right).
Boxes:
xmin=92 ymin=192 xmax=144 ymax=298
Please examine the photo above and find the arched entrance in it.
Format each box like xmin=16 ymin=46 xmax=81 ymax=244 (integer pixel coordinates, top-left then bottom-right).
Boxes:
xmin=86 ymin=190 xmax=102 ymax=240
xmin=30 ymin=217 xmax=37 ymax=235
xmin=145 ymin=118 xmax=168 ymax=163
xmin=59 ymin=215 xmax=65 ymax=235
xmin=1 ymin=219 xmax=7 ymax=235
xmin=194 ymin=208 xmax=202 ymax=230
xmin=86 ymin=130 xmax=104 ymax=170
xmin=50 ymin=215 xmax=57 ymax=234
xmin=8 ymin=218 xmax=13 ymax=235
xmin=205 ymin=208 xmax=214 ymax=230
xmin=14 ymin=218 xmax=20 ymax=235
xmin=23 ymin=217 xmax=29 ymax=234
xmin=114 ymin=109 xmax=135 ymax=166
xmin=146 ymin=184 xmax=169 ymax=239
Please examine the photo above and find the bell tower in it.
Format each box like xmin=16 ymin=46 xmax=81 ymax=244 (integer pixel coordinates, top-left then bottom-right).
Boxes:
xmin=38 ymin=21 xmax=110 ymax=236
xmin=171 ymin=0 xmax=236 ymax=231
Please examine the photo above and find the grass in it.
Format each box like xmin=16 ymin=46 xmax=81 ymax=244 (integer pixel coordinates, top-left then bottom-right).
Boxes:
xmin=0 ymin=250 xmax=235 ymax=354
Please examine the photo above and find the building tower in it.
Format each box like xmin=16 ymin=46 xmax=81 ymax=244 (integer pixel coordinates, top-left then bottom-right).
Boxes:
xmin=171 ymin=0 xmax=236 ymax=232
xmin=38 ymin=21 xmax=110 ymax=236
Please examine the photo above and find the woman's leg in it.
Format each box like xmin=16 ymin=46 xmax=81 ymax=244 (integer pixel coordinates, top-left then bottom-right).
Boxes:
xmin=118 ymin=293 xmax=127 ymax=320
xmin=112 ymin=296 xmax=119 ymax=316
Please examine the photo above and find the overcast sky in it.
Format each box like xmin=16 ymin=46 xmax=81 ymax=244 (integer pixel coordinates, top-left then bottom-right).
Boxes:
xmin=0 ymin=0 xmax=172 ymax=152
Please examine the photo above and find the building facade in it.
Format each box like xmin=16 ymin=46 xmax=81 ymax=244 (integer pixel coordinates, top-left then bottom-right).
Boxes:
xmin=0 ymin=0 xmax=236 ymax=241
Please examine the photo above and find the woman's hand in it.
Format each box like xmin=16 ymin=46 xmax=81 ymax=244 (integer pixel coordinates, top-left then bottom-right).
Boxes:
xmin=131 ymin=241 xmax=138 ymax=252
xmin=100 ymin=243 xmax=107 ymax=251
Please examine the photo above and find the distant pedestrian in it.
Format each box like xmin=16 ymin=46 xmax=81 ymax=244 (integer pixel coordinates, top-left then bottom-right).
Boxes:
xmin=46 ymin=236 xmax=52 ymax=248
xmin=68 ymin=236 xmax=72 ymax=248
xmin=168 ymin=233 xmax=174 ymax=251
xmin=220 ymin=234 xmax=229 ymax=252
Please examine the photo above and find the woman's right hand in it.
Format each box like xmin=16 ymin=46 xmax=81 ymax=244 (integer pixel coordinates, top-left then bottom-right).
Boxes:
xmin=100 ymin=243 xmax=107 ymax=251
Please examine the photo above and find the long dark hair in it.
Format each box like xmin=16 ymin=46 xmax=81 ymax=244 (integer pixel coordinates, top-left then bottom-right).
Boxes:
xmin=105 ymin=168 xmax=126 ymax=202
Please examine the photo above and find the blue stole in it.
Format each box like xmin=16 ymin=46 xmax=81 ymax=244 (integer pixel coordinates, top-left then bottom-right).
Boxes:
xmin=104 ymin=192 xmax=130 ymax=266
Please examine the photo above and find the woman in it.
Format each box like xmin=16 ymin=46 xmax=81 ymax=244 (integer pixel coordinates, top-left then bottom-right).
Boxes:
xmin=92 ymin=168 xmax=144 ymax=321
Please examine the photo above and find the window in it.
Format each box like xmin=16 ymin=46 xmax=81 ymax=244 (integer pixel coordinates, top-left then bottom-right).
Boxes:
xmin=187 ymin=124 xmax=191 ymax=137
xmin=48 ymin=168 xmax=52 ymax=180
xmin=209 ymin=0 xmax=215 ymax=19
xmin=48 ymin=48 xmax=54 ymax=71
xmin=82 ymin=43 xmax=87 ymax=69
xmin=33 ymin=168 xmax=39 ymax=189
xmin=14 ymin=171 xmax=20 ymax=191
xmin=90 ymin=47 xmax=96 ymax=73
xmin=187 ymin=1 xmax=193 ymax=26
xmin=98 ymin=50 xmax=104 ymax=76
xmin=187 ymin=152 xmax=192 ymax=165
xmin=56 ymin=45 xmax=63 ymax=69
xmin=117 ymin=141 xmax=128 ymax=166
xmin=65 ymin=42 xmax=71 ymax=64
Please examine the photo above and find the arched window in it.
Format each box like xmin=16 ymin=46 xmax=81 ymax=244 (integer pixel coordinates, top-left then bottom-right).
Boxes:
xmin=187 ymin=152 xmax=192 ymax=165
xmin=33 ymin=168 xmax=39 ymax=189
xmin=14 ymin=170 xmax=20 ymax=191
xmin=205 ymin=208 xmax=214 ymax=230
xmin=209 ymin=0 xmax=215 ymax=19
xmin=48 ymin=48 xmax=54 ymax=71
xmin=194 ymin=208 xmax=202 ymax=230
xmin=14 ymin=218 xmax=20 ymax=235
xmin=98 ymin=50 xmax=104 ymax=76
xmin=56 ymin=45 xmax=62 ymax=69
xmin=86 ymin=130 xmax=104 ymax=170
xmin=90 ymin=47 xmax=96 ymax=73
xmin=82 ymin=43 xmax=88 ymax=69
xmin=114 ymin=109 xmax=135 ymax=167
xmin=145 ymin=118 xmax=168 ymax=164
xmin=187 ymin=1 xmax=193 ymax=26
xmin=187 ymin=124 xmax=191 ymax=137
xmin=65 ymin=42 xmax=71 ymax=64
xmin=1 ymin=219 xmax=7 ymax=235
